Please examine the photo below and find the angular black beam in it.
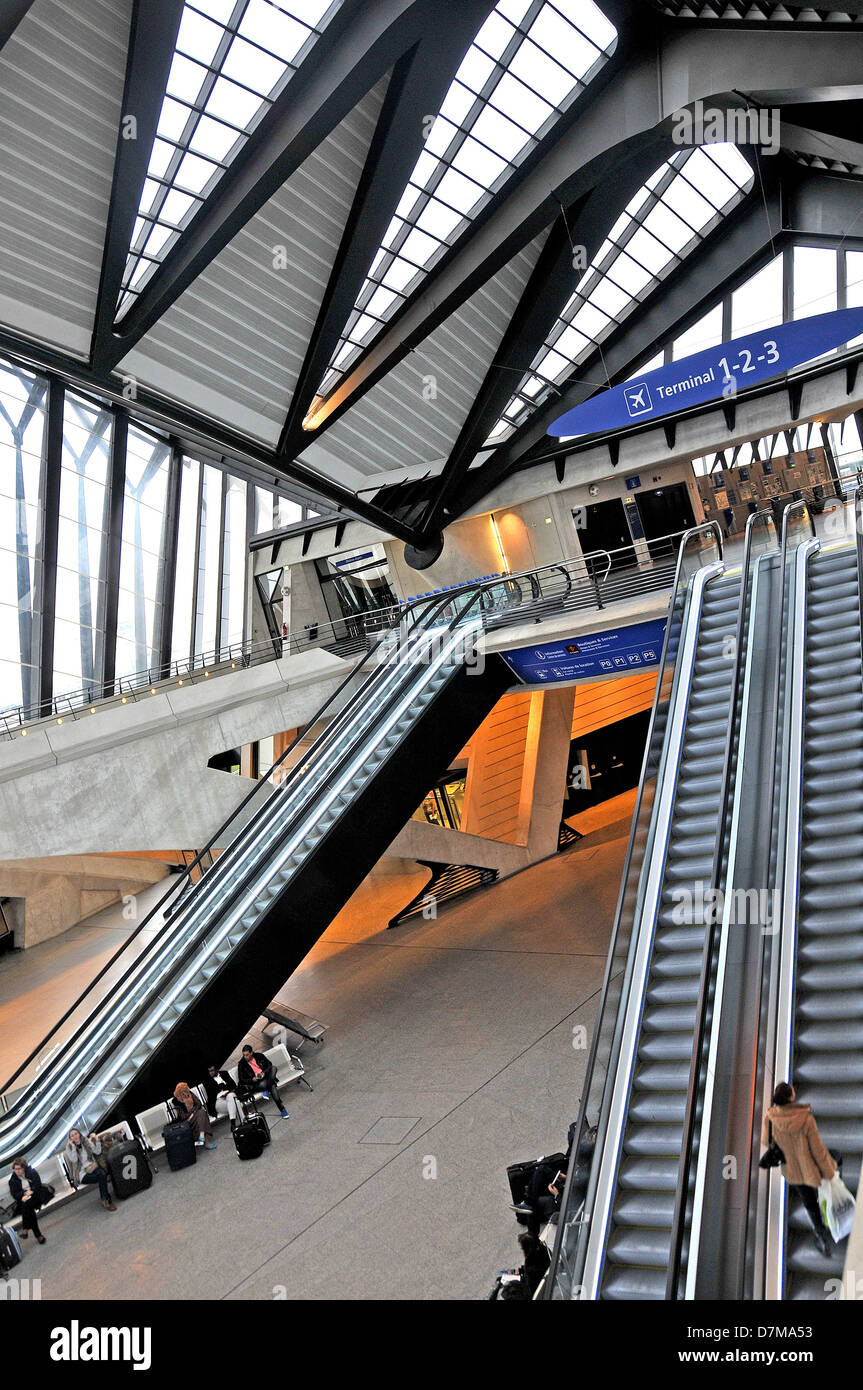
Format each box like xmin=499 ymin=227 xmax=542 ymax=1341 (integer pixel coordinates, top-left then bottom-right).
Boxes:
xmin=100 ymin=407 xmax=129 ymax=697
xmin=449 ymin=185 xmax=785 ymax=520
xmin=101 ymin=0 xmax=448 ymax=372
xmin=294 ymin=24 xmax=863 ymax=449
xmin=90 ymin=0 xmax=185 ymax=371
xmin=417 ymin=145 xmax=676 ymax=540
xmin=0 ymin=1 xmax=36 ymax=54
xmin=156 ymin=440 xmax=182 ymax=679
xmin=279 ymin=0 xmax=496 ymax=453
xmin=37 ymin=379 xmax=65 ymax=718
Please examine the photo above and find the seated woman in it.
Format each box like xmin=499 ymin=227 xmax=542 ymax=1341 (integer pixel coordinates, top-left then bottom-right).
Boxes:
xmin=173 ymin=1082 xmax=217 ymax=1149
xmin=63 ymin=1130 xmax=117 ymax=1212
xmin=8 ymin=1155 xmax=51 ymax=1243
xmin=202 ymin=1064 xmax=243 ymax=1131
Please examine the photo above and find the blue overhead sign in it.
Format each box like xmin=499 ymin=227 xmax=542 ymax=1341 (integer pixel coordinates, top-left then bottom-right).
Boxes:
xmin=502 ymin=618 xmax=667 ymax=685
xmin=548 ymin=308 xmax=863 ymax=439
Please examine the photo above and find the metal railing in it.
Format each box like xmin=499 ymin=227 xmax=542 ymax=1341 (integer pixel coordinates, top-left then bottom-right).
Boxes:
xmin=0 ymin=530 xmax=689 ymax=741
xmin=665 ymin=508 xmax=778 ymax=1299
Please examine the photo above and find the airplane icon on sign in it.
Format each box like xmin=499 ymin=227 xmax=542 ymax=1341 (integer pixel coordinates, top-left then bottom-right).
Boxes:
xmin=624 ymin=382 xmax=653 ymax=417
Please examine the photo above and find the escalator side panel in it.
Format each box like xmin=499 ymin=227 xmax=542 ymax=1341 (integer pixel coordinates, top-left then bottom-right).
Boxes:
xmin=108 ymin=653 xmax=513 ymax=1123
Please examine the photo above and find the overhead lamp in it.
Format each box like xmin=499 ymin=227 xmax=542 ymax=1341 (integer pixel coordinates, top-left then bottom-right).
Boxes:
xmin=90 ymin=707 xmax=96 ymax=714
xmin=150 ymin=687 xmax=157 ymax=695
xmin=121 ymin=697 xmax=128 ymax=704
xmin=178 ymin=679 xmax=184 ymax=686
xmin=20 ymin=728 xmax=28 ymax=736
xmin=56 ymin=717 xmax=63 ymax=725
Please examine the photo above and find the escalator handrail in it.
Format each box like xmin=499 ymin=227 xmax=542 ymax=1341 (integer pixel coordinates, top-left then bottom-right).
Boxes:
xmin=664 ymin=508 xmax=779 ymax=1299
xmin=0 ymin=585 xmax=462 ymax=1105
xmin=0 ymin=617 xmax=477 ymax=1161
xmin=763 ymin=515 xmax=820 ymax=1299
xmin=543 ymin=521 xmax=722 ymax=1299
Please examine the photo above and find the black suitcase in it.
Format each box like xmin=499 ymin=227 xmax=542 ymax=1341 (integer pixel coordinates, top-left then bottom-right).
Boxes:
xmin=162 ymin=1119 xmax=197 ymax=1171
xmin=240 ymin=1097 xmax=270 ymax=1146
xmin=0 ymin=1223 xmax=22 ymax=1274
xmin=234 ymin=1120 xmax=266 ymax=1161
xmin=106 ymin=1139 xmax=153 ymax=1199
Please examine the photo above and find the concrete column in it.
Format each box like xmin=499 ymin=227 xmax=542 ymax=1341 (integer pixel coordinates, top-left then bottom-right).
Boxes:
xmin=518 ymin=686 xmax=576 ymax=859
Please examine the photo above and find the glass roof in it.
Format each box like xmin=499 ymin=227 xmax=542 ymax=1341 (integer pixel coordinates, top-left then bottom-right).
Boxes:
xmin=117 ymin=0 xmax=342 ymax=320
xmin=486 ymin=143 xmax=754 ymax=443
xmin=311 ymin=0 xmax=618 ymax=407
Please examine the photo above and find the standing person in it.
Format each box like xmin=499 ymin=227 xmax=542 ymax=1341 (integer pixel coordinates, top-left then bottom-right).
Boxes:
xmin=518 ymin=1231 xmax=550 ymax=1295
xmin=237 ymin=1045 xmax=289 ymax=1119
xmin=63 ymin=1131 xmax=117 ymax=1212
xmin=8 ymin=1157 xmax=51 ymax=1242
xmin=761 ymin=1082 xmax=840 ymax=1257
xmin=202 ymin=1064 xmax=243 ymax=1131
xmin=280 ymin=620 xmax=288 ymax=657
xmin=172 ymin=1082 xmax=217 ymax=1149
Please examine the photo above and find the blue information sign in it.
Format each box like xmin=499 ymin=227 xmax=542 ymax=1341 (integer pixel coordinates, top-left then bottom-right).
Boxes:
xmin=548 ymin=308 xmax=863 ymax=439
xmin=502 ymin=618 xmax=667 ymax=684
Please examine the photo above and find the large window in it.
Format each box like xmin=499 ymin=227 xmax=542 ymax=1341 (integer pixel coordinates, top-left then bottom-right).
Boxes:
xmin=0 ymin=363 xmax=47 ymax=712
xmin=54 ymin=396 xmax=113 ymax=697
xmin=117 ymin=426 xmax=172 ymax=679
xmin=315 ymin=0 xmax=617 ymax=404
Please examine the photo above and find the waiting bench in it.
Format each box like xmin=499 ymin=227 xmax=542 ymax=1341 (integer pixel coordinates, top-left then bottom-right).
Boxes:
xmin=133 ymin=1044 xmax=310 ymax=1154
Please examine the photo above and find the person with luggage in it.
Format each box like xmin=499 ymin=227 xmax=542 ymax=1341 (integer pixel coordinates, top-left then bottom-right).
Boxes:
xmin=237 ymin=1046 xmax=289 ymax=1119
xmin=761 ymin=1081 xmax=840 ymax=1257
xmin=8 ymin=1156 xmax=51 ymax=1242
xmin=202 ymin=1064 xmax=244 ymax=1131
xmin=172 ymin=1082 xmax=217 ymax=1149
xmin=63 ymin=1131 xmax=117 ymax=1212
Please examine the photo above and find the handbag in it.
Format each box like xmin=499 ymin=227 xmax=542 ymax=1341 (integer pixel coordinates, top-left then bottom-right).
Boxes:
xmin=819 ymin=1174 xmax=856 ymax=1241
xmin=759 ymin=1120 xmax=786 ymax=1170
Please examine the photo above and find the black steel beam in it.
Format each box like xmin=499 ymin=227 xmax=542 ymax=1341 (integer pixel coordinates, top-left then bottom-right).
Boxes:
xmin=90 ymin=0 xmax=184 ymax=371
xmin=101 ymin=0 xmax=453 ymax=371
xmin=156 ymin=440 xmax=182 ymax=678
xmin=450 ymin=185 xmax=786 ymax=519
xmin=0 ymin=1 xmax=36 ymax=54
xmin=293 ymin=25 xmax=863 ymax=448
xmin=100 ymin=407 xmax=129 ymax=696
xmin=279 ymin=0 xmax=496 ymax=453
xmin=36 ymin=379 xmax=65 ymax=718
xmin=417 ymin=143 xmax=679 ymax=539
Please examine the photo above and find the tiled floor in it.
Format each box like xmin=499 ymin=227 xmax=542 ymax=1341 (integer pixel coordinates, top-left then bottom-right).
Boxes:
xmin=0 ymin=823 xmax=628 ymax=1301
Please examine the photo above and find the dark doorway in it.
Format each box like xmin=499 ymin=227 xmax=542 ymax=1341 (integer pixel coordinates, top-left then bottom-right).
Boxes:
xmin=575 ymin=498 xmax=635 ymax=573
xmin=634 ymin=483 xmax=695 ymax=560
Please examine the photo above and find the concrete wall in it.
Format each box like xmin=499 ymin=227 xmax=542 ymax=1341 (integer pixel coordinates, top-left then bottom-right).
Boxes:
xmin=0 ymin=646 xmax=351 ymax=862
xmin=0 ymin=855 xmax=170 ymax=949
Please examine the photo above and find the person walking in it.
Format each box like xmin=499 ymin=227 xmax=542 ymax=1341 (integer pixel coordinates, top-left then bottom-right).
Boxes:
xmin=8 ymin=1157 xmax=51 ymax=1242
xmin=63 ymin=1131 xmax=117 ymax=1212
xmin=762 ymin=1082 xmax=839 ymax=1257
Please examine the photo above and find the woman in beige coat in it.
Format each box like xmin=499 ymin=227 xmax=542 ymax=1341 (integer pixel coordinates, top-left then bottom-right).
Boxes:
xmin=762 ymin=1082 xmax=838 ymax=1256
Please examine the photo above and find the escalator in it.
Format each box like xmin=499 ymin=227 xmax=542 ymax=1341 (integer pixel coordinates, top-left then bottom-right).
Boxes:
xmin=598 ymin=571 xmax=741 ymax=1299
xmin=781 ymin=541 xmax=863 ymax=1298
xmin=0 ymin=590 xmax=511 ymax=1171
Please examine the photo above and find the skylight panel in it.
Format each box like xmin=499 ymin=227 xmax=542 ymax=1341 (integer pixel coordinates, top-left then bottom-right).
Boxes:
xmin=118 ymin=0 xmax=343 ymax=318
xmin=489 ymin=144 xmax=753 ymax=441
xmin=311 ymin=0 xmax=618 ymax=412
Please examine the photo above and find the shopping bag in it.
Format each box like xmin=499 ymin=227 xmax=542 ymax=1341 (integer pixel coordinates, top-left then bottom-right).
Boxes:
xmin=818 ymin=1174 xmax=856 ymax=1242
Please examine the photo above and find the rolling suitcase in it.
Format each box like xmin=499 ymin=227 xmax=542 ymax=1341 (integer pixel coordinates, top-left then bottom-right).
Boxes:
xmin=234 ymin=1120 xmax=266 ymax=1161
xmin=0 ymin=1223 xmax=22 ymax=1274
xmin=106 ymin=1139 xmax=153 ymax=1199
xmin=240 ymin=1095 xmax=270 ymax=1146
xmin=162 ymin=1119 xmax=197 ymax=1172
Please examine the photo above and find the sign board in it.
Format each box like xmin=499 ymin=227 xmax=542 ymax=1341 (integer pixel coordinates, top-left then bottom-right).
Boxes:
xmin=548 ymin=308 xmax=863 ymax=439
xmin=501 ymin=618 xmax=667 ymax=684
